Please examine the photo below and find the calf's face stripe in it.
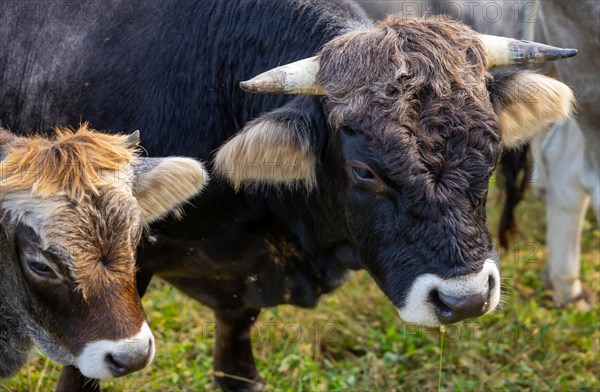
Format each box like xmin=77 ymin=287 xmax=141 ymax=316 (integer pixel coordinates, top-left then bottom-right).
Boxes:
xmin=15 ymin=221 xmax=147 ymax=351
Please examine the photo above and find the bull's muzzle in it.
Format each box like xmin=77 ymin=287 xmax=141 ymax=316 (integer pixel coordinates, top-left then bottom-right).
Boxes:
xmin=397 ymin=260 xmax=501 ymax=326
xmin=429 ymin=274 xmax=495 ymax=324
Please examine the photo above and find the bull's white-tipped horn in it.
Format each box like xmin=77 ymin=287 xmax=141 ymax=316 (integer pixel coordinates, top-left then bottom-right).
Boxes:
xmin=480 ymin=35 xmax=578 ymax=69
xmin=239 ymin=56 xmax=325 ymax=95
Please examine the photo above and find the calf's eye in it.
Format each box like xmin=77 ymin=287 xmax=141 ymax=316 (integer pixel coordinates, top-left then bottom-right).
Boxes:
xmin=27 ymin=260 xmax=57 ymax=279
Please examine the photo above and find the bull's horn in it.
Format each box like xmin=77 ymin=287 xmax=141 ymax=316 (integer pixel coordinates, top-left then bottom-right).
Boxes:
xmin=480 ymin=35 xmax=578 ymax=68
xmin=240 ymin=56 xmax=325 ymax=95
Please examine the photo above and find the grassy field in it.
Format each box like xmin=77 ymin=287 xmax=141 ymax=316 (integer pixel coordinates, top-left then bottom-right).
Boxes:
xmin=2 ymin=184 xmax=599 ymax=392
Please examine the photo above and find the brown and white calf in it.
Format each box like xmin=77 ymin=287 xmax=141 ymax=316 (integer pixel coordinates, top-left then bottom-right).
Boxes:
xmin=0 ymin=125 xmax=208 ymax=380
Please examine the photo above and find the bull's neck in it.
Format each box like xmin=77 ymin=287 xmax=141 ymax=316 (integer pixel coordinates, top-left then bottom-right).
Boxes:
xmin=265 ymin=187 xmax=363 ymax=272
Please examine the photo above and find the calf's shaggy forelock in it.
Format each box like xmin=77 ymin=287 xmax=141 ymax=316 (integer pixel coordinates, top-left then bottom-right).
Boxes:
xmin=0 ymin=124 xmax=135 ymax=200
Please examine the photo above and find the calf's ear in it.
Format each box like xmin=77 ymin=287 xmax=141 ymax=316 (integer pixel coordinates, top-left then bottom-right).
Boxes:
xmin=214 ymin=97 xmax=320 ymax=190
xmin=487 ymin=70 xmax=576 ymax=149
xmin=132 ymin=157 xmax=209 ymax=223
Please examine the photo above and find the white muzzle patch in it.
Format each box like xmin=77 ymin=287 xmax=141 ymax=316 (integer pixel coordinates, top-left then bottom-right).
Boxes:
xmin=397 ymin=260 xmax=501 ymax=326
xmin=76 ymin=322 xmax=155 ymax=379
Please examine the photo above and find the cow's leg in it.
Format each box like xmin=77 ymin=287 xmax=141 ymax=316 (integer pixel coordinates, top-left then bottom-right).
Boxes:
xmin=56 ymin=366 xmax=100 ymax=392
xmin=543 ymin=119 xmax=590 ymax=306
xmin=530 ymin=132 xmax=548 ymax=197
xmin=581 ymin=146 xmax=600 ymax=225
xmin=213 ymin=308 xmax=263 ymax=392
xmin=55 ymin=270 xmax=155 ymax=392
xmin=545 ymin=192 xmax=589 ymax=305
xmin=587 ymin=170 xmax=600 ymax=223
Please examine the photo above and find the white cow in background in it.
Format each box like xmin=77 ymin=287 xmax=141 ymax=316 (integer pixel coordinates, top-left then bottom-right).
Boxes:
xmin=537 ymin=0 xmax=599 ymax=306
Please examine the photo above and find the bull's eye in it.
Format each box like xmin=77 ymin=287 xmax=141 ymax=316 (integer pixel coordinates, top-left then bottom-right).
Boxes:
xmin=27 ymin=260 xmax=57 ymax=279
xmin=349 ymin=162 xmax=387 ymax=193
xmin=351 ymin=165 xmax=375 ymax=181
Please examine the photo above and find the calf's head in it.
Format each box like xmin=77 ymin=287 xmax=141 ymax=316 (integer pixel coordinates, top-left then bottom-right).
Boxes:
xmin=216 ymin=17 xmax=576 ymax=326
xmin=0 ymin=125 xmax=208 ymax=378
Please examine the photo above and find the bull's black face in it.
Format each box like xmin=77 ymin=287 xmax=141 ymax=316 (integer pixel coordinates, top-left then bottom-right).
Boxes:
xmin=216 ymin=88 xmax=503 ymax=326
xmin=308 ymin=17 xmax=511 ymax=326
xmin=320 ymin=122 xmax=501 ymax=326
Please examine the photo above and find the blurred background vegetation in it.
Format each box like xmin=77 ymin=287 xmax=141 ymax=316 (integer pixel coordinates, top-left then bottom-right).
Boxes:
xmin=3 ymin=178 xmax=598 ymax=391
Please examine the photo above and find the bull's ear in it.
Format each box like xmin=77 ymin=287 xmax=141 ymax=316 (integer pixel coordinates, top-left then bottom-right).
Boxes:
xmin=487 ymin=70 xmax=576 ymax=149
xmin=214 ymin=97 xmax=319 ymax=190
xmin=132 ymin=157 xmax=209 ymax=223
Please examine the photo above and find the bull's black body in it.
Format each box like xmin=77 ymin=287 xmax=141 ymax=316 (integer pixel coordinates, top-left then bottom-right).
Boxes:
xmin=2 ymin=0 xmax=360 ymax=155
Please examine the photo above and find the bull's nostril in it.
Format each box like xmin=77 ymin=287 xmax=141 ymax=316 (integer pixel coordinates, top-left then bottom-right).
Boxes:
xmin=105 ymin=353 xmax=126 ymax=376
xmin=488 ymin=274 xmax=496 ymax=292
xmin=434 ymin=289 xmax=489 ymax=324
xmin=429 ymin=289 xmax=453 ymax=317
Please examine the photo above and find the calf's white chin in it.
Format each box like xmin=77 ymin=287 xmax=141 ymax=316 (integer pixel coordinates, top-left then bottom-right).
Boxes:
xmin=76 ymin=322 xmax=155 ymax=379
xmin=397 ymin=260 xmax=500 ymax=326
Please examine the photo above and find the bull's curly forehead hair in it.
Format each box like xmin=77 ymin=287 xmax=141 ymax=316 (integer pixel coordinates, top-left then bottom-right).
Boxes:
xmin=0 ymin=124 xmax=137 ymax=201
xmin=316 ymin=15 xmax=490 ymax=125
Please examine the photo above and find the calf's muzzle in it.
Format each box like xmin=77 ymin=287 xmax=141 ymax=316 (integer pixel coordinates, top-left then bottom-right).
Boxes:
xmin=77 ymin=322 xmax=155 ymax=379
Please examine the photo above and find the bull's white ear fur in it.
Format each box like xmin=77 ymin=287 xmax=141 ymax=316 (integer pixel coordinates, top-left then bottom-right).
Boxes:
xmin=214 ymin=119 xmax=316 ymax=190
xmin=496 ymin=72 xmax=575 ymax=149
xmin=133 ymin=157 xmax=209 ymax=223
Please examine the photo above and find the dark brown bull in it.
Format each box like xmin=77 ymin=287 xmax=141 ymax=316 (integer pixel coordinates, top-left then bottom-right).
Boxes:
xmin=212 ymin=15 xmax=575 ymax=389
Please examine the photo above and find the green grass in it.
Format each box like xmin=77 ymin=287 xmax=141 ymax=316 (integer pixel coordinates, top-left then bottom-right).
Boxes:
xmin=2 ymin=185 xmax=599 ymax=392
